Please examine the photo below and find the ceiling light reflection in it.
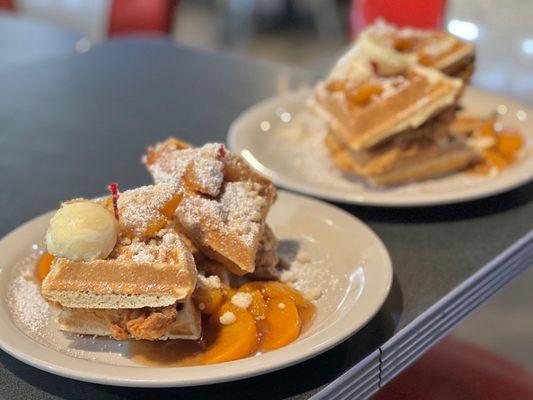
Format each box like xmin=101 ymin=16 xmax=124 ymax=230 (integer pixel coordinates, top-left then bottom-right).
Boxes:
xmin=447 ymin=19 xmax=479 ymax=41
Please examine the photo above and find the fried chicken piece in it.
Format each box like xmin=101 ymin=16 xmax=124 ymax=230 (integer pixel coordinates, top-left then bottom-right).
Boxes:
xmin=110 ymin=305 xmax=178 ymax=341
xmin=250 ymin=225 xmax=281 ymax=280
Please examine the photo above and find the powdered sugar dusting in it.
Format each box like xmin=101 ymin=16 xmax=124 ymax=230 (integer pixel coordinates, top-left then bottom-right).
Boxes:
xmin=8 ymin=253 xmax=50 ymax=333
xmin=114 ymin=232 xmax=189 ymax=264
xmin=277 ymin=243 xmax=338 ymax=303
xmin=272 ymin=110 xmax=355 ymax=190
xmin=145 ymin=143 xmax=225 ymax=196
xmin=118 ymin=184 xmax=175 ymax=236
xmin=178 ymin=181 xmax=266 ymax=247
xmin=191 ymin=156 xmax=224 ymax=197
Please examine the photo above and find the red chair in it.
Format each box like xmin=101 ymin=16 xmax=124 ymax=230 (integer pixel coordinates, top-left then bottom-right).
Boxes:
xmin=349 ymin=0 xmax=446 ymax=37
xmin=373 ymin=336 xmax=533 ymax=400
xmin=108 ymin=0 xmax=178 ymax=37
xmin=0 ymin=0 xmax=15 ymax=10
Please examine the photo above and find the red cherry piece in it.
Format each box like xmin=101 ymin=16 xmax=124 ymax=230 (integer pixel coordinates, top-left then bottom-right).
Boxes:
xmin=370 ymin=60 xmax=379 ymax=74
xmin=107 ymin=182 xmax=120 ymax=220
xmin=217 ymin=144 xmax=226 ymax=159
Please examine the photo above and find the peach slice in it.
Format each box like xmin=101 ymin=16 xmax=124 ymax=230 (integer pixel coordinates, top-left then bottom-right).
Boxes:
xmin=497 ymin=133 xmax=523 ymax=163
xmin=242 ymin=281 xmax=307 ymax=308
xmin=242 ymin=281 xmax=317 ymax=332
xmin=36 ymin=252 xmax=55 ymax=282
xmin=245 ymin=289 xmax=268 ymax=320
xmin=347 ymin=83 xmax=383 ymax=106
xmin=160 ymin=193 xmax=182 ymax=219
xmin=202 ymin=303 xmax=258 ymax=364
xmin=258 ymin=296 xmax=301 ymax=351
xmin=143 ymin=193 xmax=182 ymax=238
xmin=192 ymin=285 xmax=225 ymax=314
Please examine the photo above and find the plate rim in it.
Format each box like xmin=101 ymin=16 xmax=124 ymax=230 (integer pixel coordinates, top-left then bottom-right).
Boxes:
xmin=227 ymin=87 xmax=533 ymax=207
xmin=0 ymin=190 xmax=392 ymax=387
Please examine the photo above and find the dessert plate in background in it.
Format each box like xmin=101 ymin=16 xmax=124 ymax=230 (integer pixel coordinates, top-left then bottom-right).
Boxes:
xmin=0 ymin=190 xmax=392 ymax=387
xmin=228 ymin=87 xmax=533 ymax=206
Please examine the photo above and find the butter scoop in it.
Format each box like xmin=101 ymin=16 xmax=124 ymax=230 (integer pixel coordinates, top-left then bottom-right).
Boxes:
xmin=46 ymin=201 xmax=118 ymax=261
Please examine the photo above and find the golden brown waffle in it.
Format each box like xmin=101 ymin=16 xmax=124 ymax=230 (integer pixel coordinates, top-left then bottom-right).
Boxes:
xmin=325 ymin=123 xmax=478 ymax=186
xmin=311 ymin=65 xmax=463 ymax=152
xmin=42 ymin=233 xmax=197 ymax=309
xmin=352 ymin=20 xmax=475 ymax=81
xmin=144 ymin=139 xmax=277 ymax=275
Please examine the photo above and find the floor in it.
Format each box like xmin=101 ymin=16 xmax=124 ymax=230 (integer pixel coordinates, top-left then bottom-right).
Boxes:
xmin=172 ymin=0 xmax=533 ymax=369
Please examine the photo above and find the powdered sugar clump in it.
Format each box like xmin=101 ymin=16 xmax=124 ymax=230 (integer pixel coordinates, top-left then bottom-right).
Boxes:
xmin=198 ymin=274 xmax=221 ymax=289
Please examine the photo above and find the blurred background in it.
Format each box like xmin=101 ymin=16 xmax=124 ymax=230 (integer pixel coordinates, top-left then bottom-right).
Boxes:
xmin=1 ymin=0 xmax=532 ymax=396
xmin=1 ymin=0 xmax=532 ymax=104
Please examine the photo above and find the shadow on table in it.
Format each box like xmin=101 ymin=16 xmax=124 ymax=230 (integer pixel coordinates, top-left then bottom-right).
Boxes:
xmin=0 ymin=276 xmax=403 ymax=400
xmin=337 ymin=182 xmax=533 ymax=224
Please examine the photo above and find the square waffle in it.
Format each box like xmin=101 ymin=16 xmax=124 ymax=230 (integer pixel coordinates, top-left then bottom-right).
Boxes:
xmin=144 ymin=140 xmax=277 ymax=275
xmin=42 ymin=232 xmax=197 ymax=309
xmin=350 ymin=19 xmax=475 ymax=81
xmin=311 ymin=64 xmax=463 ymax=152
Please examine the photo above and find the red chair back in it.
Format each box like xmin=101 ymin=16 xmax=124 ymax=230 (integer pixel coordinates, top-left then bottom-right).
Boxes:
xmin=350 ymin=0 xmax=446 ymax=37
xmin=108 ymin=0 xmax=177 ymax=37
xmin=373 ymin=336 xmax=533 ymax=400
xmin=0 ymin=0 xmax=16 ymax=10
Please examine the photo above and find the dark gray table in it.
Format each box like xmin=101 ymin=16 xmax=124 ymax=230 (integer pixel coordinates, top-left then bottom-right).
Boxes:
xmin=0 ymin=12 xmax=81 ymax=73
xmin=0 ymin=38 xmax=531 ymax=400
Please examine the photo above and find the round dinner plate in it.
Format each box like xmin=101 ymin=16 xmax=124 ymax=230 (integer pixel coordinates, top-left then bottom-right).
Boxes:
xmin=228 ymin=87 xmax=533 ymax=206
xmin=0 ymin=190 xmax=392 ymax=387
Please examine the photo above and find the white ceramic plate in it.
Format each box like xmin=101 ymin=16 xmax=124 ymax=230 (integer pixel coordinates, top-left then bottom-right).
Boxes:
xmin=0 ymin=190 xmax=392 ymax=387
xmin=228 ymin=87 xmax=533 ymax=206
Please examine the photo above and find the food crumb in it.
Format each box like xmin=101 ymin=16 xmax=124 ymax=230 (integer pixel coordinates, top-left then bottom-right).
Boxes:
xmin=231 ymin=292 xmax=252 ymax=309
xmin=296 ymin=252 xmax=310 ymax=263
xmin=277 ymin=302 xmax=286 ymax=309
xmin=198 ymin=274 xmax=221 ymax=289
xmin=304 ymin=287 xmax=322 ymax=301
xmin=219 ymin=311 xmax=236 ymax=325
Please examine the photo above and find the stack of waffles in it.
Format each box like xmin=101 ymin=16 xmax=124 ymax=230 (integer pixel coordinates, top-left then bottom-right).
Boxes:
xmin=41 ymin=140 xmax=280 ymax=341
xmin=309 ymin=20 xmax=479 ymax=186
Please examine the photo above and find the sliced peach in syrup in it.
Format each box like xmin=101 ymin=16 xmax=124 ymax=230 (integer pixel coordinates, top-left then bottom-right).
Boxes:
xmin=202 ymin=303 xmax=258 ymax=364
xmin=37 ymin=252 xmax=55 ymax=282
xmin=192 ymin=285 xmax=225 ymax=314
xmin=497 ymin=133 xmax=523 ymax=163
xmin=346 ymin=84 xmax=383 ymax=106
xmin=483 ymin=149 xmax=507 ymax=171
xmin=258 ymin=296 xmax=301 ymax=351
xmin=246 ymin=289 xmax=268 ymax=320
xmin=242 ymin=281 xmax=307 ymax=307
xmin=242 ymin=281 xmax=317 ymax=332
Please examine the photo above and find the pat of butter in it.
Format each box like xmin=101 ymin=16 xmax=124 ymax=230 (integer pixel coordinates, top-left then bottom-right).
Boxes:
xmin=46 ymin=201 xmax=118 ymax=261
